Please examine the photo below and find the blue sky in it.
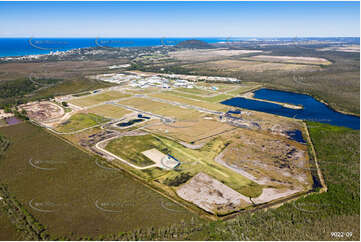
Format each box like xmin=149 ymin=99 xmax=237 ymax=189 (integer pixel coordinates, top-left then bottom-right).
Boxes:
xmin=0 ymin=1 xmax=359 ymax=37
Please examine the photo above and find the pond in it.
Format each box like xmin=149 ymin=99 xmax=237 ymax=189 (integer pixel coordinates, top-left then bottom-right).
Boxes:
xmin=221 ymin=88 xmax=360 ymax=130
xmin=116 ymin=118 xmax=145 ymax=127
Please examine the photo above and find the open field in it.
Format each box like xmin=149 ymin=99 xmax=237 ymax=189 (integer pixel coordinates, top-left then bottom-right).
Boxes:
xmin=317 ymin=45 xmax=360 ymax=53
xmin=0 ymin=123 xmax=196 ymax=239
xmin=219 ymin=128 xmax=313 ymax=193
xmin=55 ymin=113 xmax=109 ymax=133
xmin=188 ymin=122 xmax=360 ymax=240
xmin=86 ymin=104 xmax=131 ymax=119
xmin=169 ymin=49 xmax=263 ymax=62
xmin=225 ymin=82 xmax=263 ymax=95
xmin=68 ymin=91 xmax=131 ymax=107
xmin=183 ymin=59 xmax=321 ymax=73
xmin=196 ymin=82 xmax=242 ymax=92
xmin=117 ymin=97 xmax=203 ymax=120
xmin=174 ymin=87 xmax=216 ymax=96
xmin=149 ymin=92 xmax=229 ymax=112
xmin=105 ymin=134 xmax=166 ymax=167
xmin=177 ymin=172 xmax=251 ymax=215
xmin=164 ymin=91 xmax=232 ymax=103
xmin=105 ymin=133 xmax=262 ymax=199
xmin=242 ymin=55 xmax=332 ymax=65
xmin=145 ymin=117 xmax=235 ymax=143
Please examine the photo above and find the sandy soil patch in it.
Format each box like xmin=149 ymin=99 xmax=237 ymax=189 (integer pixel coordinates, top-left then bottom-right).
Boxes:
xmin=253 ymin=188 xmax=301 ymax=204
xmin=176 ymin=172 xmax=251 ymax=214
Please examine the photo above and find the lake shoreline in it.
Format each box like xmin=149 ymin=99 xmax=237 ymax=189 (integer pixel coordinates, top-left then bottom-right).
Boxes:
xmin=261 ymin=86 xmax=360 ymax=118
xmin=222 ymin=87 xmax=360 ymax=130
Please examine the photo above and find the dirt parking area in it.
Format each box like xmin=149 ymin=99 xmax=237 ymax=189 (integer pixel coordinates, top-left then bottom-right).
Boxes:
xmin=176 ymin=172 xmax=251 ymax=215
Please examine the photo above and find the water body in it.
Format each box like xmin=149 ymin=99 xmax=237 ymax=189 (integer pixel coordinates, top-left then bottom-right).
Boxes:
xmin=116 ymin=118 xmax=145 ymax=127
xmin=221 ymin=88 xmax=360 ymax=130
xmin=0 ymin=37 xmax=226 ymax=57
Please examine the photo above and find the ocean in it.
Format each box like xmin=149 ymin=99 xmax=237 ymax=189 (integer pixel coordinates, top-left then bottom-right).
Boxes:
xmin=1 ymin=37 xmax=358 ymax=58
xmin=0 ymin=37 xmax=228 ymax=57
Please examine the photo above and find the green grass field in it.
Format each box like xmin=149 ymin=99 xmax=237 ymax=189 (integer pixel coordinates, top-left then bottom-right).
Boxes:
xmin=105 ymin=134 xmax=167 ymax=167
xmin=55 ymin=113 xmax=109 ymax=133
xmin=0 ymin=123 xmax=197 ymax=240
xmin=69 ymin=91 xmax=131 ymax=107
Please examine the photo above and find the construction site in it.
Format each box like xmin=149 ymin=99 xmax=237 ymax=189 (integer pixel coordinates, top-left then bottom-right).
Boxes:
xmin=20 ymin=72 xmax=320 ymax=218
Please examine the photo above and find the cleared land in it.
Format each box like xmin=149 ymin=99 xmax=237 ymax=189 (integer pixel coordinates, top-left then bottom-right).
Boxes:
xmin=226 ymin=83 xmax=263 ymax=96
xmin=177 ymin=172 xmax=251 ymax=215
xmin=105 ymin=133 xmax=262 ymax=198
xmin=317 ymin=45 xmax=360 ymax=53
xmin=149 ymin=92 xmax=229 ymax=112
xmin=20 ymin=101 xmax=65 ymax=123
xmin=218 ymin=128 xmax=312 ymax=193
xmin=145 ymin=117 xmax=235 ymax=143
xmin=55 ymin=113 xmax=109 ymax=133
xmin=242 ymin=55 xmax=332 ymax=65
xmin=169 ymin=49 xmax=263 ymax=62
xmin=163 ymin=91 xmax=232 ymax=103
xmin=68 ymin=91 xmax=131 ymax=107
xmin=117 ymin=97 xmax=203 ymax=120
xmin=174 ymin=87 xmax=216 ymax=96
xmin=0 ymin=123 xmax=195 ymax=239
xmin=86 ymin=104 xmax=131 ymax=119
xmin=183 ymin=59 xmax=321 ymax=73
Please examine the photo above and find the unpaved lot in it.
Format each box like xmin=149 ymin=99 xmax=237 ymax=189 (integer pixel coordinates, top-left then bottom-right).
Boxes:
xmin=20 ymin=101 xmax=65 ymax=123
xmin=176 ymin=172 xmax=251 ymax=215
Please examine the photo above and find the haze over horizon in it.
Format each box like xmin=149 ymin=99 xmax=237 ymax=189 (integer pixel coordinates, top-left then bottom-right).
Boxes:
xmin=0 ymin=1 xmax=359 ymax=38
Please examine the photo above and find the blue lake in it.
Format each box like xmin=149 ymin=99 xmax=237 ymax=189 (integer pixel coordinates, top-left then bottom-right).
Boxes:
xmin=221 ymin=88 xmax=360 ymax=130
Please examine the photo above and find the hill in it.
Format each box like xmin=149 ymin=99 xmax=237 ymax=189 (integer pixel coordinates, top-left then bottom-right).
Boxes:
xmin=176 ymin=39 xmax=213 ymax=49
